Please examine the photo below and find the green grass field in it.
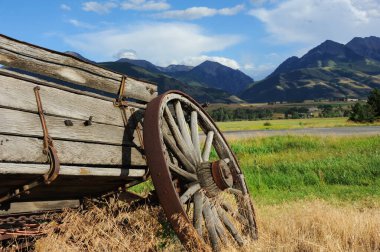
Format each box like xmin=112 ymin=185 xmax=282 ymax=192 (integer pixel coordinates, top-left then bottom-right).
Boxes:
xmin=216 ymin=117 xmax=380 ymax=131
xmin=134 ymin=135 xmax=380 ymax=205
xmin=228 ymin=135 xmax=380 ymax=205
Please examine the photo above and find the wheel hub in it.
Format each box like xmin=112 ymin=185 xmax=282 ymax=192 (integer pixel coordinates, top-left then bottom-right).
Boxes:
xmin=197 ymin=159 xmax=233 ymax=197
xmin=211 ymin=159 xmax=233 ymax=190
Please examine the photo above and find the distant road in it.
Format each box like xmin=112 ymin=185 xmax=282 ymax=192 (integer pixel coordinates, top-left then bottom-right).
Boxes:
xmin=221 ymin=126 xmax=380 ymax=139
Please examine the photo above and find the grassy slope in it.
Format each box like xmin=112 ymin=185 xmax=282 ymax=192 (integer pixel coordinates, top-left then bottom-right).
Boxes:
xmin=216 ymin=117 xmax=380 ymax=131
xmin=228 ymin=135 xmax=380 ymax=204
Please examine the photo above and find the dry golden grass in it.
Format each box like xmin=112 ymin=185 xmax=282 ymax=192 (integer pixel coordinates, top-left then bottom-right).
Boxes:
xmin=35 ymin=202 xmax=182 ymax=252
xmin=33 ymin=200 xmax=379 ymax=252
xmin=231 ymin=200 xmax=380 ymax=252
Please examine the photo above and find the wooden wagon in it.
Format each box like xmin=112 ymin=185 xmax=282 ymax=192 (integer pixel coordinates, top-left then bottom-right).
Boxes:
xmin=0 ymin=35 xmax=257 ymax=251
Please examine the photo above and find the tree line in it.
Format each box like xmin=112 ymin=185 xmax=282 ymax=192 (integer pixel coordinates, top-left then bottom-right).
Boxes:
xmin=209 ymin=108 xmax=273 ymax=121
xmin=207 ymin=88 xmax=380 ymax=122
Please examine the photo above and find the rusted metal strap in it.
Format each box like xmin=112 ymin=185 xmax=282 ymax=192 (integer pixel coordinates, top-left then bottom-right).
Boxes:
xmin=0 ymin=87 xmax=61 ymax=205
xmin=34 ymin=86 xmax=60 ymax=184
xmin=113 ymin=76 xmax=148 ymax=180
xmin=129 ymin=107 xmax=144 ymax=150
xmin=114 ymin=75 xmax=127 ymax=107
xmin=113 ymin=76 xmax=145 ymax=150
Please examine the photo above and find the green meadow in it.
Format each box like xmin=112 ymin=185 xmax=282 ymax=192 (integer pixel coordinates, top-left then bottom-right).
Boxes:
xmin=135 ymin=135 xmax=380 ymax=206
xmin=216 ymin=117 xmax=380 ymax=131
xmin=228 ymin=135 xmax=380 ymax=205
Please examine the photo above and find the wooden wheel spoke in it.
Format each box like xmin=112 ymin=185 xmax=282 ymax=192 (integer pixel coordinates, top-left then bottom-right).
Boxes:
xmin=168 ymin=163 xmax=197 ymax=182
xmin=202 ymin=131 xmax=214 ymax=162
xmin=217 ymin=206 xmax=244 ymax=246
xmin=190 ymin=111 xmax=202 ymax=163
xmin=221 ymin=202 xmax=247 ymax=226
xmin=163 ymin=130 xmax=196 ymax=173
xmin=227 ymin=187 xmax=244 ymax=197
xmin=164 ymin=107 xmax=197 ymax=165
xmin=180 ymin=183 xmax=201 ymax=204
xmin=193 ymin=191 xmax=203 ymax=236
xmin=203 ymin=198 xmax=220 ymax=251
xmin=211 ymin=205 xmax=226 ymax=242
xmin=174 ymin=101 xmax=194 ymax=150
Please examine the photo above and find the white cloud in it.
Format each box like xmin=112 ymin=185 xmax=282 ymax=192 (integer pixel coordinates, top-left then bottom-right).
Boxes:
xmin=249 ymin=0 xmax=380 ymax=45
xmin=82 ymin=1 xmax=118 ymax=14
xmin=219 ymin=5 xmax=245 ymax=15
xmin=156 ymin=4 xmax=244 ymax=20
xmin=121 ymin=0 xmax=170 ymax=11
xmin=242 ymin=63 xmax=277 ymax=80
xmin=63 ymin=22 xmax=242 ymax=66
xmin=60 ymin=4 xmax=71 ymax=11
xmin=68 ymin=19 xmax=95 ymax=29
xmin=114 ymin=49 xmax=138 ymax=59
xmin=178 ymin=56 xmax=240 ymax=69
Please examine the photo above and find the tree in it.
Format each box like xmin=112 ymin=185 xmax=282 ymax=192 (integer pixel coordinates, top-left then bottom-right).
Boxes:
xmin=349 ymin=88 xmax=380 ymax=122
xmin=349 ymin=103 xmax=375 ymax=122
xmin=367 ymin=88 xmax=380 ymax=117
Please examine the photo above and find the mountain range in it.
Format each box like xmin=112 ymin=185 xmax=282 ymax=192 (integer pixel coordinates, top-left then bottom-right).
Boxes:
xmin=98 ymin=59 xmax=251 ymax=103
xmin=241 ymin=36 xmax=380 ymax=102
xmin=65 ymin=36 xmax=380 ymax=103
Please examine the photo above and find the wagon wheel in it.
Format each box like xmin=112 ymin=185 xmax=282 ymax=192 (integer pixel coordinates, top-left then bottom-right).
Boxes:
xmin=143 ymin=91 xmax=258 ymax=251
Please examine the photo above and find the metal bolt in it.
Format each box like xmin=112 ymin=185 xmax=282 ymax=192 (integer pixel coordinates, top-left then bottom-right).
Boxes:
xmin=64 ymin=120 xmax=73 ymax=126
xmin=84 ymin=116 xmax=93 ymax=126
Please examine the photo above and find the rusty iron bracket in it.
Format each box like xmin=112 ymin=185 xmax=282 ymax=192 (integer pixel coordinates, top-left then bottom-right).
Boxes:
xmin=34 ymin=86 xmax=60 ymax=184
xmin=0 ymin=86 xmax=61 ymax=205
xmin=113 ymin=76 xmax=148 ymax=180
xmin=113 ymin=75 xmax=127 ymax=107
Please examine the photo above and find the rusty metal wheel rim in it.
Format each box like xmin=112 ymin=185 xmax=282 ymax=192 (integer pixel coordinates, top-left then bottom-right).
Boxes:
xmin=143 ymin=91 xmax=258 ymax=251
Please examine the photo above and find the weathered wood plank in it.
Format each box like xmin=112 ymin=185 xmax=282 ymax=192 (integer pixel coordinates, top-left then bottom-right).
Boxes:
xmin=0 ymin=107 xmax=140 ymax=146
xmin=0 ymin=69 xmax=147 ymax=109
xmin=0 ymin=73 xmax=126 ymax=127
xmin=1 ymin=200 xmax=80 ymax=214
xmin=0 ymin=34 xmax=157 ymax=102
xmin=0 ymin=135 xmax=146 ymax=166
xmin=0 ymin=163 xmax=146 ymax=177
xmin=0 ymin=176 xmax=134 ymax=189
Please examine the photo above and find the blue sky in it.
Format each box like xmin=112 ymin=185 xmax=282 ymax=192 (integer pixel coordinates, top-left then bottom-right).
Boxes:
xmin=1 ymin=0 xmax=380 ymax=80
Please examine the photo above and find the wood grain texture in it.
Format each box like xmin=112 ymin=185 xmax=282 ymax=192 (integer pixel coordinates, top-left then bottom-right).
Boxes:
xmin=0 ymin=34 xmax=157 ymax=102
xmin=179 ymin=183 xmax=200 ymax=204
xmin=203 ymin=198 xmax=220 ymax=251
xmin=0 ymin=163 xmax=146 ymax=177
xmin=0 ymin=200 xmax=80 ymax=214
xmin=0 ymin=108 xmax=141 ymax=146
xmin=0 ymin=73 xmax=125 ymax=126
xmin=0 ymin=135 xmax=146 ymax=166
xmin=164 ymin=107 xmax=197 ymax=165
xmin=193 ymin=191 xmax=203 ymax=236
xmin=169 ymin=93 xmax=242 ymax=174
xmin=0 ymin=69 xmax=147 ymax=109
